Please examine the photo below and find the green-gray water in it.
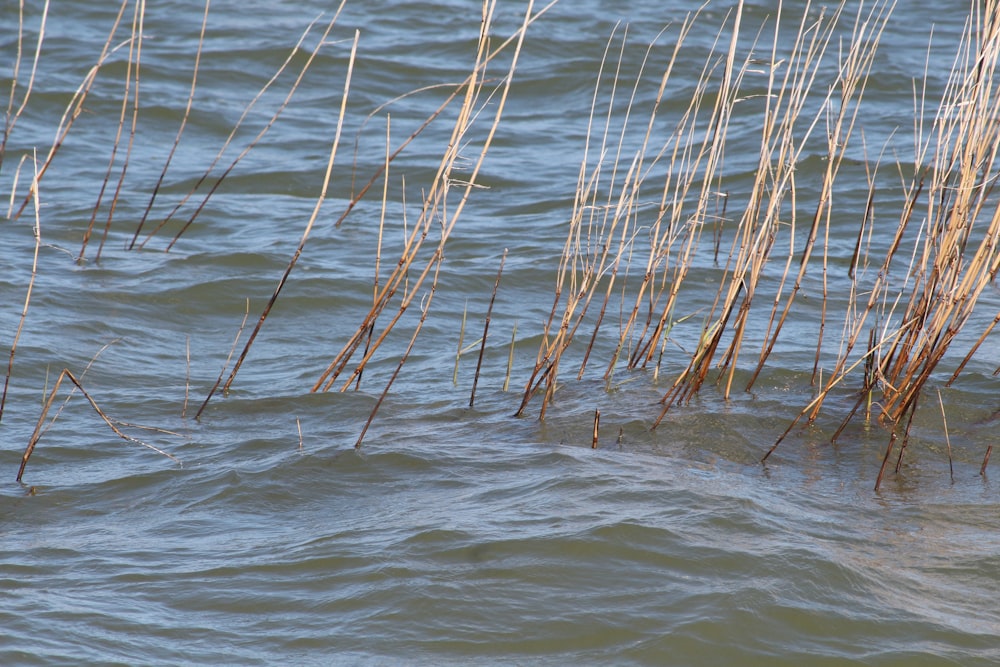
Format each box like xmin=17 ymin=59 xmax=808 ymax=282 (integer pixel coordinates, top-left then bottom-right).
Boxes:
xmin=2 ymin=1 xmax=999 ymax=664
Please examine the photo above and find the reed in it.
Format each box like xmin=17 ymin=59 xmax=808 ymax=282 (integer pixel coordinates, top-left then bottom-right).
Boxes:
xmin=1 ymin=152 xmax=42 ymax=422
xmin=0 ymin=0 xmax=49 ymax=177
xmin=309 ymin=0 xmax=547 ymax=408
xmin=194 ymin=298 xmax=252 ymax=420
xmin=761 ymin=0 xmax=1000 ymax=482
xmin=79 ymin=0 xmax=144 ymax=262
xmin=336 ymin=1 xmax=543 ymax=447
xmin=209 ymin=25 xmax=359 ymax=402
xmin=514 ymin=0 xmax=893 ymax=420
xmin=470 ymin=249 xmax=507 ymax=407
xmin=17 ymin=367 xmax=179 ymax=482
xmin=592 ymin=409 xmax=600 ymax=449
xmin=129 ymin=0 xmax=210 ymax=251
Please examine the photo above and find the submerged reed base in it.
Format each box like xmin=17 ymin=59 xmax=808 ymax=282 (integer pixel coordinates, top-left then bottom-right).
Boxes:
xmin=4 ymin=0 xmax=1000 ymax=491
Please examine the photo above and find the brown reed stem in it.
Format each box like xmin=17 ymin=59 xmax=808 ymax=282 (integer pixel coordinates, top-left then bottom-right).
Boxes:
xmin=194 ymin=298 xmax=251 ymax=420
xmin=874 ymin=430 xmax=898 ymax=492
xmin=1 ymin=152 xmax=42 ymax=423
xmin=893 ymin=396 xmax=920 ymax=474
xmin=454 ymin=301 xmax=468 ymax=386
xmin=182 ymin=335 xmax=191 ymax=419
xmin=357 ymin=115 xmax=394 ymax=392
xmin=503 ymin=320 xmax=517 ymax=392
xmin=870 ymin=3 xmax=1000 ymax=428
xmin=937 ymin=389 xmax=954 ymax=482
xmin=592 ymin=409 xmax=600 ymax=449
xmin=81 ymin=0 xmax=145 ymax=262
xmin=331 ymin=0 xmax=559 ymax=232
xmin=134 ymin=10 xmax=341 ymax=250
xmin=355 ymin=267 xmax=442 ymax=450
xmin=470 ymin=249 xmax=506 ymax=407
xmin=761 ymin=321 xmax=912 ymax=462
xmin=315 ymin=0 xmax=537 ymax=398
xmin=129 ymin=0 xmax=210 ymax=250
xmin=18 ymin=368 xmax=180 ymax=482
xmin=1 ymin=0 xmax=48 ymax=176
xmin=198 ymin=28 xmax=358 ymax=408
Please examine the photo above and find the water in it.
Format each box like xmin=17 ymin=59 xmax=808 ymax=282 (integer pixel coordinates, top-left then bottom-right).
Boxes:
xmin=2 ymin=1 xmax=1000 ymax=664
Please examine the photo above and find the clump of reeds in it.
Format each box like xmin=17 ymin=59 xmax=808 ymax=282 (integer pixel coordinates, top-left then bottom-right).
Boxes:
xmin=516 ymin=0 xmax=895 ymax=415
xmin=514 ymin=0 xmax=1000 ymax=486
xmin=764 ymin=0 xmax=1000 ymax=489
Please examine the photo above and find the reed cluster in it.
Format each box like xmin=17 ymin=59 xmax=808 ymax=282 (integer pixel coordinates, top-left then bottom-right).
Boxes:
xmin=3 ymin=0 xmax=999 ymax=490
xmin=514 ymin=0 xmax=1000 ymax=489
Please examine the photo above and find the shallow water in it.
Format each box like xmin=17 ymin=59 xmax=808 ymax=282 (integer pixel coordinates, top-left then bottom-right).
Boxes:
xmin=2 ymin=1 xmax=999 ymax=664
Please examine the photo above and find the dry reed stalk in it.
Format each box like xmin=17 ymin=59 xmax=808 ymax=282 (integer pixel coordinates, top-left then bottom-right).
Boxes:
xmin=826 ymin=328 xmax=880 ymax=445
xmin=109 ymin=421 xmax=184 ymax=438
xmin=517 ymin=26 xmax=634 ymax=415
xmin=621 ymin=19 xmax=727 ymax=375
xmin=312 ymin=0 xmax=539 ymax=399
xmin=354 ymin=264 xmax=442 ymax=449
xmin=592 ymin=409 xmax=600 ymax=449
xmin=470 ymin=249 xmax=506 ymax=407
xmin=134 ymin=9 xmax=344 ymax=251
xmin=17 ymin=368 xmax=179 ymax=482
xmin=821 ymin=142 xmax=888 ymax=429
xmin=874 ymin=430 xmax=898 ymax=492
xmin=892 ymin=391 xmax=921 ymax=474
xmin=32 ymin=341 xmax=117 ymax=444
xmin=129 ymin=0 xmax=210 ymax=250
xmin=10 ymin=0 xmax=131 ymax=223
xmin=767 ymin=0 xmax=1000 ymax=465
xmin=454 ymin=301 xmax=468 ymax=386
xmin=797 ymin=170 xmax=922 ymax=428
xmin=503 ymin=320 xmax=517 ymax=392
xmin=648 ymin=3 xmax=801 ymax=418
xmin=194 ymin=297 xmax=252 ymax=420
xmin=1 ymin=0 xmax=49 ymax=176
xmin=651 ymin=0 xmax=754 ymax=412
xmin=358 ymin=115 xmax=394 ymax=391
xmin=80 ymin=0 xmax=146 ymax=262
xmin=1 ymin=152 xmax=42 ymax=422
xmin=762 ymin=319 xmax=913 ymax=462
xmin=644 ymin=1 xmax=908 ymax=441
xmin=5 ymin=155 xmax=29 ymax=218
xmin=521 ymin=1 xmax=793 ymax=419
xmin=937 ymin=389 xmax=954 ymax=481
xmin=211 ymin=27 xmax=361 ymax=401
xmin=320 ymin=12 xmax=552 ymax=392
xmin=194 ymin=28 xmax=360 ymax=409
